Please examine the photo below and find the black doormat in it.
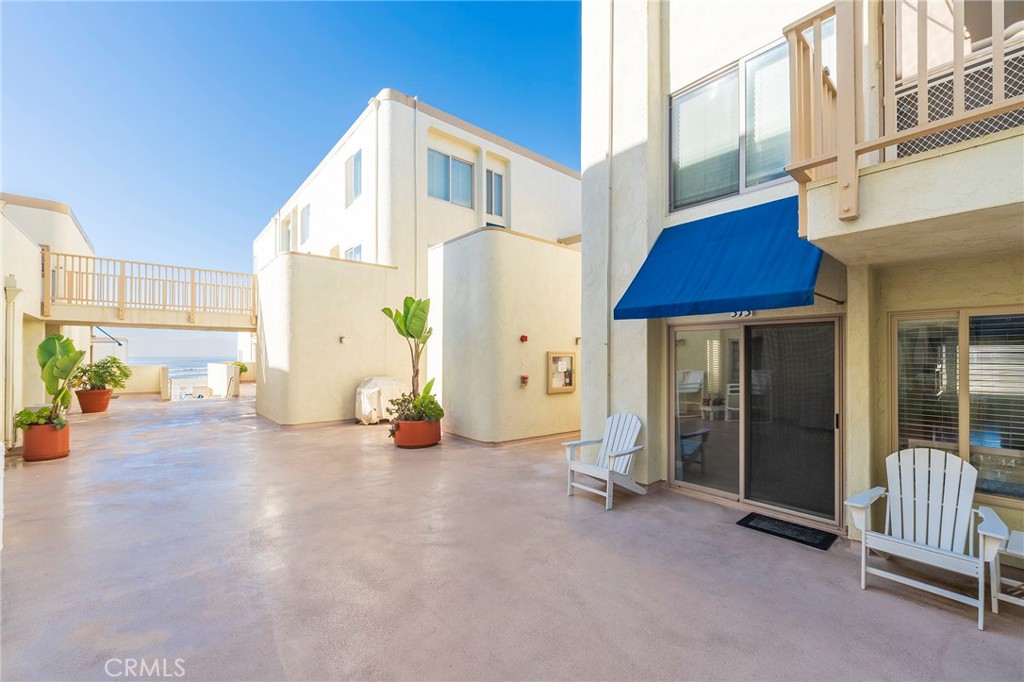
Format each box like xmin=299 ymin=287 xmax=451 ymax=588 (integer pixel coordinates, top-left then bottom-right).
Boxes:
xmin=736 ymin=512 xmax=838 ymax=551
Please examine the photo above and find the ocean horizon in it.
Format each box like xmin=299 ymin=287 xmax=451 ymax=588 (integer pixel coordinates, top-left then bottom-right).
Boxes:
xmin=129 ymin=356 xmax=236 ymax=382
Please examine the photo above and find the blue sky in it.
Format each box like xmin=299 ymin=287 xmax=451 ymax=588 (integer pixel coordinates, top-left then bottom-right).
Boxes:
xmin=2 ymin=1 xmax=581 ymax=357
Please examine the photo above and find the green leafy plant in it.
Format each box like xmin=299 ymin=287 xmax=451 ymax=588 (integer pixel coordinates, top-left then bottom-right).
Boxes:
xmin=16 ymin=334 xmax=86 ymax=430
xmin=381 ymin=296 xmax=433 ymax=397
xmin=15 ymin=407 xmax=58 ymax=430
xmin=73 ymin=356 xmax=133 ymax=390
xmin=386 ymin=379 xmax=445 ymax=438
xmin=229 ymin=360 xmax=249 ymax=374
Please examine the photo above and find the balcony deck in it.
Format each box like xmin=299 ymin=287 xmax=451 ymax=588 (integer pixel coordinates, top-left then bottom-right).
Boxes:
xmin=40 ymin=249 xmax=257 ymax=331
xmin=3 ymin=395 xmax=1022 ymax=680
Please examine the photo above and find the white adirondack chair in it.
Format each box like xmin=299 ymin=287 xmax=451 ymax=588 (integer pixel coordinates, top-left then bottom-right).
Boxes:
xmin=845 ymin=448 xmax=1009 ymax=629
xmin=565 ymin=413 xmax=646 ymax=510
xmin=676 ymin=370 xmax=705 ymax=417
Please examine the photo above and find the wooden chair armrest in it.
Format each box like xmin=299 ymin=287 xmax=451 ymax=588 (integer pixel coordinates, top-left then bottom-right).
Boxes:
xmin=562 ymin=438 xmax=602 ymax=448
xmin=844 ymin=487 xmax=887 ymax=509
xmin=564 ymin=438 xmax=603 ymax=461
xmin=606 ymin=445 xmax=643 ymax=463
xmin=976 ymin=506 xmax=1009 ymax=542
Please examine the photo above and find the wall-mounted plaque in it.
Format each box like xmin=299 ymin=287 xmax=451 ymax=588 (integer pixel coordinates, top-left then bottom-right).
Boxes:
xmin=547 ymin=351 xmax=576 ymax=394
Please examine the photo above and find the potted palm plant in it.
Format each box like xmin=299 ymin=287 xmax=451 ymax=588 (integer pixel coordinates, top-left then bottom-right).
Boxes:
xmin=381 ymin=297 xmax=444 ymax=448
xmin=72 ymin=356 xmax=133 ymax=413
xmin=14 ymin=334 xmax=86 ymax=461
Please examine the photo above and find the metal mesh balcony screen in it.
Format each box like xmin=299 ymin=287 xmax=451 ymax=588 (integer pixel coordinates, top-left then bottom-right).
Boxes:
xmin=895 ymin=47 xmax=1024 ymax=157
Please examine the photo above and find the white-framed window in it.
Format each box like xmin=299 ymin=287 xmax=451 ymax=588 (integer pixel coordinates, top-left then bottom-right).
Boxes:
xmin=279 ymin=218 xmax=291 ymax=252
xmin=427 ymin=148 xmax=473 ymax=209
xmin=486 ymin=170 xmax=504 ymax=217
xmin=670 ymin=41 xmax=791 ymax=210
xmin=344 ymin=244 xmax=362 ymax=262
xmin=894 ymin=310 xmax=1024 ymax=501
xmin=300 ymin=204 xmax=311 ymax=244
xmin=346 ymin=150 xmax=362 ymax=207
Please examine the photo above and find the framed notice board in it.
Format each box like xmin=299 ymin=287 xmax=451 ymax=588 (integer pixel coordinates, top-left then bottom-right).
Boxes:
xmin=547 ymin=351 xmax=576 ymax=394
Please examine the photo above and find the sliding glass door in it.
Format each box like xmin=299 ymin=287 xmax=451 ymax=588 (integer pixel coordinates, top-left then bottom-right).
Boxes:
xmin=671 ymin=319 xmax=840 ymax=523
xmin=672 ymin=327 xmax=740 ymax=494
xmin=745 ymin=322 xmax=837 ymax=519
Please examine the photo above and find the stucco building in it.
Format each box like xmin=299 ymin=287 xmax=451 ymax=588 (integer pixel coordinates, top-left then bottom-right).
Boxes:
xmin=251 ymin=89 xmax=583 ymax=441
xmin=1 ymin=194 xmax=96 ymax=451
xmin=581 ymin=1 xmax=1023 ymax=534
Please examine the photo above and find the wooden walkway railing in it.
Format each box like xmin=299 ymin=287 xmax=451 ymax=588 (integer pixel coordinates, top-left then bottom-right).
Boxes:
xmin=785 ymin=0 xmax=1024 ymax=234
xmin=42 ymin=247 xmax=257 ymax=324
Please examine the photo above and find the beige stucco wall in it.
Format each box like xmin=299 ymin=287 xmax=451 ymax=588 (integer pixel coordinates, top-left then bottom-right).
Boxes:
xmin=253 ymin=89 xmax=582 ymax=428
xmin=1 ymin=194 xmax=94 ymax=257
xmin=120 ymin=365 xmax=165 ymax=394
xmin=3 ymin=199 xmax=99 ymax=438
xmin=256 ymin=253 xmax=405 ymax=425
xmin=253 ymin=89 xmax=581 ymax=300
xmin=428 ymin=229 xmax=581 ymax=443
xmin=807 ymin=130 xmax=1024 ymax=265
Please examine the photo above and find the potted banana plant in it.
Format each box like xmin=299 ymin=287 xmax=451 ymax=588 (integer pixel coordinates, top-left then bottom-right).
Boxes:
xmin=72 ymin=356 xmax=133 ymax=413
xmin=14 ymin=334 xmax=86 ymax=461
xmin=381 ymin=297 xmax=444 ymax=448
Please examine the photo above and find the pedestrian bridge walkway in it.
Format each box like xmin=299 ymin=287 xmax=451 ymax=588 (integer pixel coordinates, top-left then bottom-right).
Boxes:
xmin=41 ymin=248 xmax=256 ymax=331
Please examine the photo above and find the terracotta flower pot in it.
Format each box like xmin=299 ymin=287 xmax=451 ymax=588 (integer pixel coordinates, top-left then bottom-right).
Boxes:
xmin=393 ymin=420 xmax=441 ymax=449
xmin=76 ymin=388 xmax=113 ymax=413
xmin=22 ymin=423 xmax=71 ymax=461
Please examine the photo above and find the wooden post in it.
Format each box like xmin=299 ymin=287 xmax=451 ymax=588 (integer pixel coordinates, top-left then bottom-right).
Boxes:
xmin=916 ymin=1 xmax=929 ymax=127
xmin=992 ymin=0 xmax=1005 ymax=102
xmin=836 ymin=0 xmax=859 ymax=221
xmin=41 ymin=245 xmax=52 ymax=317
xmin=117 ymin=260 xmax=127 ymax=320
xmin=189 ymin=269 xmax=196 ymax=323
xmin=952 ymin=0 xmax=965 ymax=116
xmin=250 ymin=276 xmax=258 ymax=325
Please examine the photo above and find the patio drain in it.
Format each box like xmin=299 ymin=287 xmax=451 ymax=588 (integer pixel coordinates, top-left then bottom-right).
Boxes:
xmin=737 ymin=512 xmax=838 ymax=551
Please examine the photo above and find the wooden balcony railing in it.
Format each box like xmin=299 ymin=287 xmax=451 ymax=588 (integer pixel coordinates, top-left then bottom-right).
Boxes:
xmin=41 ymin=247 xmax=257 ymax=324
xmin=785 ymin=0 xmax=1024 ymax=235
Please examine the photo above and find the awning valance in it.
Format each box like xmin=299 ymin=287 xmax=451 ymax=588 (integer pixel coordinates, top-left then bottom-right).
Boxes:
xmin=613 ymin=197 xmax=823 ymax=320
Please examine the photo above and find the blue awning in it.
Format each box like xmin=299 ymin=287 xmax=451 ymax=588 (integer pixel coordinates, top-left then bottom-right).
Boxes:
xmin=613 ymin=197 xmax=823 ymax=320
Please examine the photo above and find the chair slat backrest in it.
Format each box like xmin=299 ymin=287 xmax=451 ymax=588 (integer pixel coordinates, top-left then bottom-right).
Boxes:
xmin=596 ymin=412 xmax=642 ymax=475
xmin=885 ymin=448 xmax=977 ymax=554
xmin=677 ymin=370 xmax=704 ymax=392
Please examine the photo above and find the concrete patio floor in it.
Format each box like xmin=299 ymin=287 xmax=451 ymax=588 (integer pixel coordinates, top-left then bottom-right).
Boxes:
xmin=3 ymin=394 xmax=1023 ymax=681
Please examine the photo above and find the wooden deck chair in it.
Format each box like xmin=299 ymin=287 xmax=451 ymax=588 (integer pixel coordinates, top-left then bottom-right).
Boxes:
xmin=676 ymin=370 xmax=705 ymax=417
xmin=845 ymin=448 xmax=1009 ymax=629
xmin=565 ymin=412 xmax=645 ymax=510
xmin=677 ymin=427 xmax=711 ymax=473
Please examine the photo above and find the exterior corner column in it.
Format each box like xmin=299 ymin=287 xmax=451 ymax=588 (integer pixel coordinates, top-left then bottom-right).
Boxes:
xmin=844 ymin=263 xmax=874 ymax=540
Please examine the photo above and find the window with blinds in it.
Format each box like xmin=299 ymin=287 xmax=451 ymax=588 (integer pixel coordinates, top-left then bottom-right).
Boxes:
xmin=670 ymin=40 xmax=802 ymax=210
xmin=745 ymin=42 xmax=790 ymax=187
xmin=670 ymin=69 xmax=739 ymax=208
xmin=968 ymin=314 xmax=1024 ymax=499
xmin=896 ymin=318 xmax=959 ymax=450
xmin=895 ymin=312 xmax=1024 ymax=501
